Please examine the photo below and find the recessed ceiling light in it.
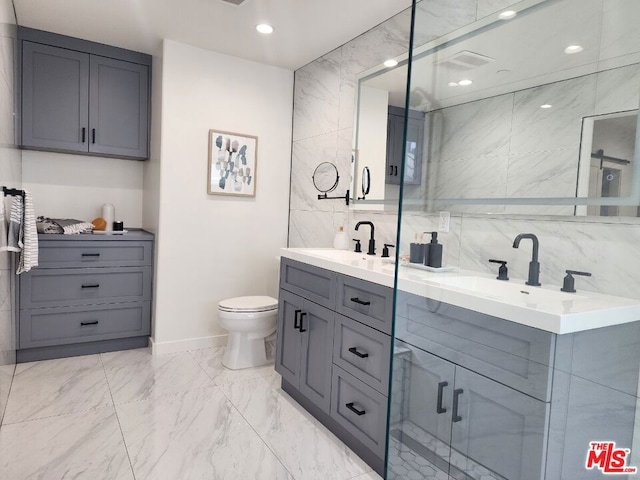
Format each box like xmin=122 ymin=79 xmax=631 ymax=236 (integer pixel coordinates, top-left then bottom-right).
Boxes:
xmin=564 ymin=45 xmax=583 ymax=54
xmin=384 ymin=59 xmax=398 ymax=68
xmin=458 ymin=79 xmax=473 ymax=86
xmin=448 ymin=82 xmax=459 ymax=87
xmin=498 ymin=10 xmax=517 ymax=20
xmin=256 ymin=24 xmax=274 ymax=34
xmin=540 ymin=104 xmax=553 ymax=109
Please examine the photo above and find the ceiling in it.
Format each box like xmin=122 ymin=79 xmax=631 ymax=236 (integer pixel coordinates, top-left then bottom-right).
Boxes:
xmin=13 ymin=0 xmax=411 ymax=70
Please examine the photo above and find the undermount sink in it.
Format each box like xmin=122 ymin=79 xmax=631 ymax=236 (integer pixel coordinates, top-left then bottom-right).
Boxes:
xmin=434 ymin=276 xmax=584 ymax=304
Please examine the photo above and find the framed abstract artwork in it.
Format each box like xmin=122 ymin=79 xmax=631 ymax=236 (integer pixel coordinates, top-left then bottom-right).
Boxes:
xmin=207 ymin=129 xmax=258 ymax=197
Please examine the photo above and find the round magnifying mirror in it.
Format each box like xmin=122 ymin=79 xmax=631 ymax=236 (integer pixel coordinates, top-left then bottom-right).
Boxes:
xmin=362 ymin=166 xmax=371 ymax=197
xmin=312 ymin=162 xmax=339 ymax=193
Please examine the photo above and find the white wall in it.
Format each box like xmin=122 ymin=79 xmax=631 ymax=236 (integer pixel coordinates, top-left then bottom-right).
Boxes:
xmin=150 ymin=40 xmax=293 ymax=352
xmin=22 ymin=151 xmax=144 ymax=226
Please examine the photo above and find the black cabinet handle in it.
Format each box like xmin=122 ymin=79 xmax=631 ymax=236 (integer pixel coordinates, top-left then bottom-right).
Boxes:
xmin=437 ymin=381 xmax=448 ymax=414
xmin=82 ymin=127 xmax=86 ymax=143
xmin=81 ymin=284 xmax=100 ymax=289
xmin=394 ymin=165 xmax=398 ymax=176
xmin=81 ymin=253 xmax=100 ymax=258
xmin=80 ymin=320 xmax=99 ymax=326
xmin=389 ymin=165 xmax=393 ymax=176
xmin=350 ymin=297 xmax=371 ymax=306
xmin=348 ymin=347 xmax=369 ymax=359
xmin=299 ymin=312 xmax=307 ymax=333
xmin=92 ymin=128 xmax=96 ymax=144
xmin=294 ymin=309 xmax=302 ymax=330
xmin=453 ymin=388 xmax=464 ymax=422
xmin=346 ymin=402 xmax=366 ymax=416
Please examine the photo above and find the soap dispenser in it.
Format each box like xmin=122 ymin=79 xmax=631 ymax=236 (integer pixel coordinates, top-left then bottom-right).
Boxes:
xmin=427 ymin=231 xmax=443 ymax=268
xmin=333 ymin=226 xmax=350 ymax=250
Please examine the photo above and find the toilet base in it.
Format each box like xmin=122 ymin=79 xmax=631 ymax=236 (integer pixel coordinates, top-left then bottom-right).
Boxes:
xmin=222 ymin=329 xmax=275 ymax=370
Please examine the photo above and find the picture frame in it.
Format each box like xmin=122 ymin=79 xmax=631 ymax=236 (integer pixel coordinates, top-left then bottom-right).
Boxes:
xmin=207 ymin=129 xmax=258 ymax=197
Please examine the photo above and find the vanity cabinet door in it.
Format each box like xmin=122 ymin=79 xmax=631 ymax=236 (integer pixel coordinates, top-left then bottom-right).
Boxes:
xmin=385 ymin=107 xmax=424 ymax=186
xmin=22 ymin=41 xmax=89 ymax=152
xmin=450 ymin=366 xmax=549 ymax=480
xmin=89 ymin=55 xmax=149 ymax=159
xmin=275 ymin=290 xmax=303 ymax=387
xmin=299 ymin=300 xmax=335 ymax=413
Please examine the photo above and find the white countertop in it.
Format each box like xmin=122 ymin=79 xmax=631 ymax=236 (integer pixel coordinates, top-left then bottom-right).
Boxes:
xmin=280 ymin=248 xmax=640 ymax=335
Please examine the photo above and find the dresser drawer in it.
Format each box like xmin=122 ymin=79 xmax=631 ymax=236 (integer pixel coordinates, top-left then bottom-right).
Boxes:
xmin=331 ymin=365 xmax=388 ymax=458
xmin=38 ymin=240 xmax=153 ymax=268
xmin=333 ymin=314 xmax=391 ymax=395
xmin=395 ymin=292 xmax=555 ymax=402
xmin=20 ymin=266 xmax=152 ymax=308
xmin=280 ymin=258 xmax=335 ymax=309
xmin=19 ymin=302 xmax=151 ymax=348
xmin=336 ymin=275 xmax=392 ymax=334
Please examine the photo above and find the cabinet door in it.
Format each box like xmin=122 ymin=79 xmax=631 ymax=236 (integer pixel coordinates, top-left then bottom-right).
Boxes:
xmin=89 ymin=55 xmax=149 ymax=159
xmin=388 ymin=341 xmax=456 ymax=479
xmin=385 ymin=114 xmax=403 ymax=185
xmin=298 ymin=300 xmax=335 ymax=413
xmin=450 ymin=366 xmax=548 ymax=480
xmin=22 ymin=41 xmax=89 ymax=152
xmin=275 ymin=290 xmax=303 ymax=387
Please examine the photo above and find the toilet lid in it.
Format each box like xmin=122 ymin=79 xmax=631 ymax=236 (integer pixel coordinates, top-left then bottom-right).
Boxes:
xmin=218 ymin=296 xmax=278 ymax=313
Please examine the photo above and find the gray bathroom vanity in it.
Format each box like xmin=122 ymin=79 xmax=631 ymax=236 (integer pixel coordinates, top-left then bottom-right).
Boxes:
xmin=277 ymin=248 xmax=640 ymax=480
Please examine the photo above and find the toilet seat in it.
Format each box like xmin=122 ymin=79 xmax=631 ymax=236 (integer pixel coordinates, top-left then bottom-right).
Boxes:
xmin=218 ymin=296 xmax=278 ymax=313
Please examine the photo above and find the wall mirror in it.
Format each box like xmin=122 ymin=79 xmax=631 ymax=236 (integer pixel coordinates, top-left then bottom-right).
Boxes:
xmin=351 ymin=0 xmax=640 ymax=217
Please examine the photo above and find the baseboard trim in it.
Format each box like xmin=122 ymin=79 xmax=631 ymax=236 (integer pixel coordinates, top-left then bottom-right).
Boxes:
xmin=149 ymin=334 xmax=228 ymax=355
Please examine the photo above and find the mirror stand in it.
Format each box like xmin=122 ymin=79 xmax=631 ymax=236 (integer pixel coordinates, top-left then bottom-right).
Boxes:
xmin=317 ymin=190 xmax=351 ymax=206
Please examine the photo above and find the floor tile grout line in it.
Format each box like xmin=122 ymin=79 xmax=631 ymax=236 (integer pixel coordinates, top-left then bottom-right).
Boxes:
xmin=99 ymin=353 xmax=137 ymax=480
xmin=0 ymin=362 xmax=17 ymax=428
xmin=217 ymin=379 xmax=298 ymax=480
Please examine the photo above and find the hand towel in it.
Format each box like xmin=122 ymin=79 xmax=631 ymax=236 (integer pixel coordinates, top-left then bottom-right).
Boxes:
xmin=17 ymin=190 xmax=38 ymax=274
xmin=0 ymin=197 xmax=8 ymax=252
xmin=7 ymin=195 xmax=22 ymax=252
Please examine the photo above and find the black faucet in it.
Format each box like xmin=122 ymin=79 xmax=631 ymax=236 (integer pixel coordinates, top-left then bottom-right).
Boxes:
xmin=513 ymin=233 xmax=541 ymax=286
xmin=355 ymin=221 xmax=376 ymax=255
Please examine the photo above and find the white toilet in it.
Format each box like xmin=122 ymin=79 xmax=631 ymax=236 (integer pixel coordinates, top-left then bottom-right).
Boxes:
xmin=218 ymin=296 xmax=278 ymax=370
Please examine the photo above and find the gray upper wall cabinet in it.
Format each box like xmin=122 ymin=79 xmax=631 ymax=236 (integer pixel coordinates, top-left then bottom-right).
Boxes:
xmin=18 ymin=27 xmax=151 ymax=160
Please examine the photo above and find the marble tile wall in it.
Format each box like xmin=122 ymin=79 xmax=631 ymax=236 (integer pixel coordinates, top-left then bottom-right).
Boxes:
xmin=0 ymin=0 xmax=20 ymax=424
xmin=289 ymin=0 xmax=640 ymax=300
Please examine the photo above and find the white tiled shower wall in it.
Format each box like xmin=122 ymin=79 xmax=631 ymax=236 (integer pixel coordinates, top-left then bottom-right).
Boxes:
xmin=0 ymin=0 xmax=20 ymax=423
xmin=288 ymin=0 xmax=640 ymax=299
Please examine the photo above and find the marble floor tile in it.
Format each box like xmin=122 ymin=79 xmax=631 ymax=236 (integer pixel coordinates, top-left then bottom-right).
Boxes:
xmin=101 ymin=348 xmax=213 ymax=405
xmin=2 ymin=354 xmax=112 ymax=424
xmin=116 ymin=386 xmax=293 ymax=480
xmin=0 ymin=406 xmax=134 ymax=480
xmin=220 ymin=375 xmax=371 ymax=480
xmin=189 ymin=346 xmax=278 ymax=386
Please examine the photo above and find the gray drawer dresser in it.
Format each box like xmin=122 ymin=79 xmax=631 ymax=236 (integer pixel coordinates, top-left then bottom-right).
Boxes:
xmin=276 ymin=257 xmax=392 ymax=475
xmin=16 ymin=230 xmax=154 ymax=362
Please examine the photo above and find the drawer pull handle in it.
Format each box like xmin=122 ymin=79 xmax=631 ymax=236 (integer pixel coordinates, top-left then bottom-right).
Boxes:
xmin=81 ymin=284 xmax=100 ymax=289
xmin=298 ymin=312 xmax=307 ymax=333
xmin=81 ymin=253 xmax=101 ymax=258
xmin=350 ymin=297 xmax=371 ymax=306
xmin=346 ymin=402 xmax=366 ymax=416
xmin=294 ymin=309 xmax=302 ymax=330
xmin=436 ymin=381 xmax=448 ymax=414
xmin=348 ymin=347 xmax=369 ymax=359
xmin=81 ymin=320 xmax=99 ymax=326
xmin=453 ymin=388 xmax=464 ymax=423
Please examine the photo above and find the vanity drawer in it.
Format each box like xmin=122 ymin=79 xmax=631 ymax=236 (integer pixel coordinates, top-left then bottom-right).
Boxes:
xmin=333 ymin=314 xmax=391 ymax=394
xmin=331 ymin=365 xmax=388 ymax=458
xmin=336 ymin=275 xmax=393 ymax=334
xmin=38 ymin=240 xmax=153 ymax=268
xmin=20 ymin=267 xmax=152 ymax=308
xmin=395 ymin=292 xmax=555 ymax=401
xmin=280 ymin=258 xmax=335 ymax=309
xmin=19 ymin=302 xmax=151 ymax=348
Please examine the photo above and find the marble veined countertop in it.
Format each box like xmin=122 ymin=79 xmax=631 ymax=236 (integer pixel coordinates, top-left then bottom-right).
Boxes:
xmin=280 ymin=248 xmax=640 ymax=335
